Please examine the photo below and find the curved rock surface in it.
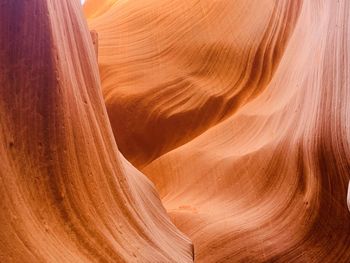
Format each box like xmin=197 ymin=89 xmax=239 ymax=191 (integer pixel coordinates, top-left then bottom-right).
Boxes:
xmin=85 ymin=0 xmax=350 ymax=262
xmin=0 ymin=1 xmax=192 ymax=262
xmin=86 ymin=0 xmax=302 ymax=168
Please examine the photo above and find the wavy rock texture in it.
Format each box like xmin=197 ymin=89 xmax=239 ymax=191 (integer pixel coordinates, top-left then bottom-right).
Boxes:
xmin=0 ymin=0 xmax=193 ymax=262
xmin=86 ymin=0 xmax=302 ymax=168
xmin=84 ymin=0 xmax=116 ymax=19
xmin=86 ymin=0 xmax=350 ymax=262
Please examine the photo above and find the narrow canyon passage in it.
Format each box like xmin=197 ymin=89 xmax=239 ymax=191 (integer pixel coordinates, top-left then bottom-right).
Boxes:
xmin=0 ymin=0 xmax=349 ymax=262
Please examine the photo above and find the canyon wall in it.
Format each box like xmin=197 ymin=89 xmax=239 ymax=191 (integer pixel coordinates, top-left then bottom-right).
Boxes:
xmin=86 ymin=0 xmax=350 ymax=262
xmin=0 ymin=1 xmax=192 ymax=262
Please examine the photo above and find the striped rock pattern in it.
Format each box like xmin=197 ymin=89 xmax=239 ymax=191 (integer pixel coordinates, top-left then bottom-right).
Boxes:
xmin=0 ymin=0 xmax=193 ymax=262
xmin=86 ymin=0 xmax=350 ymax=262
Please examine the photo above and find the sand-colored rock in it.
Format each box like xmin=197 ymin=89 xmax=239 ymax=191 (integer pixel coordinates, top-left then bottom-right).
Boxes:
xmin=84 ymin=0 xmax=117 ymax=19
xmin=90 ymin=30 xmax=99 ymax=59
xmin=2 ymin=0 xmax=349 ymax=261
xmin=85 ymin=0 xmax=302 ymax=168
xmin=0 ymin=1 xmax=192 ymax=262
xmin=86 ymin=0 xmax=350 ymax=262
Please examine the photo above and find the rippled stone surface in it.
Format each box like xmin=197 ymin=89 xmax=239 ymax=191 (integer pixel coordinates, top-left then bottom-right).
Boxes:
xmin=1 ymin=0 xmax=349 ymax=262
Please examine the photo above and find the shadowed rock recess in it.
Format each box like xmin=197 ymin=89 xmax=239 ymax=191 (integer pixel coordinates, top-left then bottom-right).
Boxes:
xmin=1 ymin=0 xmax=350 ymax=262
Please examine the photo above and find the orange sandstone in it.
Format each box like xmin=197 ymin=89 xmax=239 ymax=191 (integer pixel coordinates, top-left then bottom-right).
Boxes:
xmin=86 ymin=0 xmax=350 ymax=262
xmin=0 ymin=1 xmax=192 ymax=262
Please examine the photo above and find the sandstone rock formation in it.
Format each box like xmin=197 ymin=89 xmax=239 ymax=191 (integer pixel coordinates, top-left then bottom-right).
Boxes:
xmin=1 ymin=0 xmax=349 ymax=262
xmin=85 ymin=0 xmax=350 ymax=262
xmin=0 ymin=1 xmax=192 ymax=262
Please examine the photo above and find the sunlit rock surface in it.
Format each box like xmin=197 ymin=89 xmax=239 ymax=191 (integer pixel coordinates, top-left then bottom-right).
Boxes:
xmin=1 ymin=0 xmax=349 ymax=262
xmin=85 ymin=0 xmax=350 ymax=262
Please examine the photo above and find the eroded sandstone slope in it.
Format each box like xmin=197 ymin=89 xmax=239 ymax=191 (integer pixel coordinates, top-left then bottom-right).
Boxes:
xmin=86 ymin=0 xmax=350 ymax=262
xmin=0 ymin=1 xmax=193 ymax=262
